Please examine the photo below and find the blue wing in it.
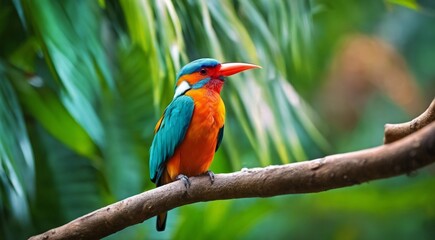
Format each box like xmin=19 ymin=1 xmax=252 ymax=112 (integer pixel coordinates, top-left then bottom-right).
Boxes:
xmin=149 ymin=96 xmax=194 ymax=184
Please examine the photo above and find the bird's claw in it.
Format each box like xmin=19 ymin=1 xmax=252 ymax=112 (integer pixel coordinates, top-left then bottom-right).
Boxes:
xmin=204 ymin=170 xmax=215 ymax=184
xmin=176 ymin=174 xmax=191 ymax=188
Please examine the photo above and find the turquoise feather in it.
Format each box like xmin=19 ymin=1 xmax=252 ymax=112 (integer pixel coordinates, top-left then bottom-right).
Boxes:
xmin=149 ymin=96 xmax=194 ymax=184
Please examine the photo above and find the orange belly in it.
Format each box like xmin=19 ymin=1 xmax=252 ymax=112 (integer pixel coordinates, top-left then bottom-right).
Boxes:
xmin=165 ymin=88 xmax=225 ymax=181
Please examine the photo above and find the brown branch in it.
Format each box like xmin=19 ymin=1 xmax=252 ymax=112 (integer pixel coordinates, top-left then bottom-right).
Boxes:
xmin=29 ymin=120 xmax=435 ymax=240
xmin=29 ymin=100 xmax=435 ymax=239
xmin=384 ymin=99 xmax=435 ymax=144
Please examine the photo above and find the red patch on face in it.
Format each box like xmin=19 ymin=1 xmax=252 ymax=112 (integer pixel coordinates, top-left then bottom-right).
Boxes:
xmin=206 ymin=78 xmax=225 ymax=93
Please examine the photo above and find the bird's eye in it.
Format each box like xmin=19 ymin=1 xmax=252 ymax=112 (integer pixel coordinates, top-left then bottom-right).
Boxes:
xmin=199 ymin=68 xmax=207 ymax=75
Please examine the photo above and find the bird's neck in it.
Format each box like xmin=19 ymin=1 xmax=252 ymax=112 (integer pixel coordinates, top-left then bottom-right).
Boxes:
xmin=205 ymin=78 xmax=224 ymax=93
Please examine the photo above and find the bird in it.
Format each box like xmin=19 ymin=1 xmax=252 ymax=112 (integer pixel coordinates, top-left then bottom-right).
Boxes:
xmin=149 ymin=58 xmax=260 ymax=231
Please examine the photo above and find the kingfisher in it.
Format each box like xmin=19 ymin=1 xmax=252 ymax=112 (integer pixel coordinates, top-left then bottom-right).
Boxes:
xmin=149 ymin=58 xmax=260 ymax=231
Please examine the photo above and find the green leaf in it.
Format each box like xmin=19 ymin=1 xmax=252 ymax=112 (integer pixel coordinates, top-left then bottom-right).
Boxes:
xmin=10 ymin=70 xmax=97 ymax=160
xmin=0 ymin=67 xmax=34 ymax=238
xmin=33 ymin=124 xmax=102 ymax=221
xmin=23 ymin=0 xmax=115 ymax=148
xmin=386 ymin=0 xmax=420 ymax=10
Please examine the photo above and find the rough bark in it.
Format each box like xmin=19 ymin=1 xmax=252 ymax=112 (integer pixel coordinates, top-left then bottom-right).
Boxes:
xmin=30 ymin=104 xmax=435 ymax=240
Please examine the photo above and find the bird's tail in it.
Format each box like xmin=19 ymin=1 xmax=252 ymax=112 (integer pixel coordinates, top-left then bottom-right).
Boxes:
xmin=156 ymin=171 xmax=171 ymax=231
xmin=156 ymin=212 xmax=167 ymax=231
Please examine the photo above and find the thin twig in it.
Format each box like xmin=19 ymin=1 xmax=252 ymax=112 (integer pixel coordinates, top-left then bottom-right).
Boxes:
xmin=384 ymin=99 xmax=435 ymax=144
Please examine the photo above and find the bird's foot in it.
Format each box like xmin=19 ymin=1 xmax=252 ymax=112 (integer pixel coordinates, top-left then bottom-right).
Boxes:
xmin=176 ymin=174 xmax=191 ymax=188
xmin=204 ymin=170 xmax=215 ymax=184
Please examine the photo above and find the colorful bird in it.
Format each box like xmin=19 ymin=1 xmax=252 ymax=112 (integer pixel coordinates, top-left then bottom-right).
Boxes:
xmin=149 ymin=58 xmax=260 ymax=231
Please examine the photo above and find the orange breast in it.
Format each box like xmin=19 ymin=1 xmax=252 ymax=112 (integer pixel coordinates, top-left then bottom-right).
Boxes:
xmin=165 ymin=88 xmax=225 ymax=181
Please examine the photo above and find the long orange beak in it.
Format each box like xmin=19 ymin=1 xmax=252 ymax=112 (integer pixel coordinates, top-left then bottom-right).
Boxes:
xmin=218 ymin=62 xmax=261 ymax=77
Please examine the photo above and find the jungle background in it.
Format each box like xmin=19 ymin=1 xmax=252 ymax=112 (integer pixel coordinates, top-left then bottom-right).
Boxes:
xmin=1 ymin=0 xmax=434 ymax=239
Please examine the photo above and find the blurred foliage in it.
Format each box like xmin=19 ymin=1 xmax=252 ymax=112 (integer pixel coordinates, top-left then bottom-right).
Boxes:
xmin=0 ymin=0 xmax=434 ymax=239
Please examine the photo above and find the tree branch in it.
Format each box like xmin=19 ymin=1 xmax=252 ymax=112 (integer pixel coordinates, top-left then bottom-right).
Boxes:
xmin=30 ymin=111 xmax=435 ymax=240
xmin=384 ymin=99 xmax=435 ymax=143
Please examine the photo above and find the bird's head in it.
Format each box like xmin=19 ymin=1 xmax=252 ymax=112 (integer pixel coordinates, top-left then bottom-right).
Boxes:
xmin=173 ymin=58 xmax=260 ymax=98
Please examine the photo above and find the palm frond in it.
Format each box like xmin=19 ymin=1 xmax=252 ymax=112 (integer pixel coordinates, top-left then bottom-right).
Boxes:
xmin=0 ymin=65 xmax=34 ymax=238
xmin=23 ymin=0 xmax=114 ymax=148
xmin=1 ymin=0 xmax=335 ymax=238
